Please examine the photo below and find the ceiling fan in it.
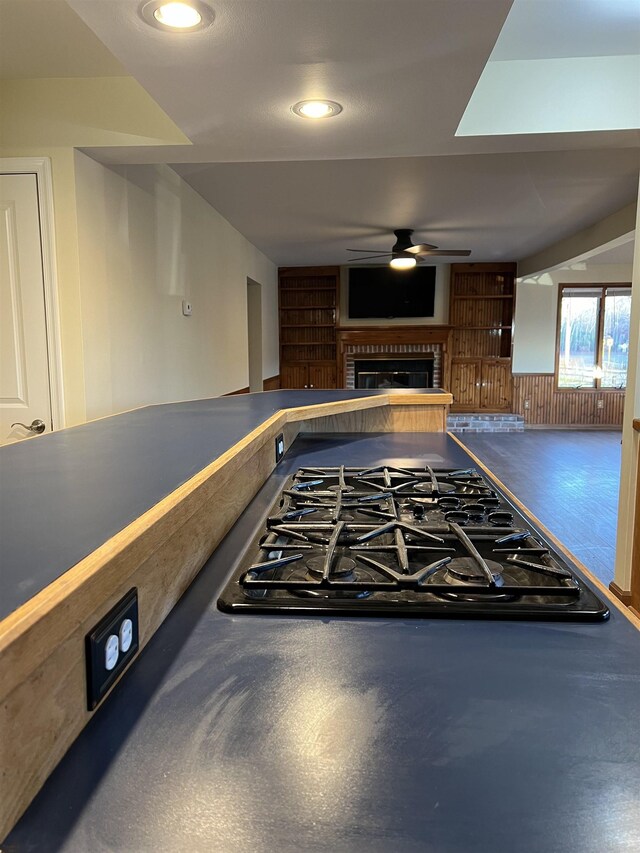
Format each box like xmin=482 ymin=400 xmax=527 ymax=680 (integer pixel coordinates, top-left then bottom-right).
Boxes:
xmin=347 ymin=229 xmax=471 ymax=269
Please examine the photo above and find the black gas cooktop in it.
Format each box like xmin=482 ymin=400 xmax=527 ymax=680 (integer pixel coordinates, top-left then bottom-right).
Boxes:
xmin=217 ymin=465 xmax=609 ymax=621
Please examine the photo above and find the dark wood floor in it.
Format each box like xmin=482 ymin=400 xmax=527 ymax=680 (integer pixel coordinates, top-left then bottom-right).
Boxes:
xmin=458 ymin=430 xmax=622 ymax=586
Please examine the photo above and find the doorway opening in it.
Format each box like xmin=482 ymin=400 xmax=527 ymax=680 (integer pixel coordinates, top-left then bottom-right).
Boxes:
xmin=246 ymin=278 xmax=263 ymax=393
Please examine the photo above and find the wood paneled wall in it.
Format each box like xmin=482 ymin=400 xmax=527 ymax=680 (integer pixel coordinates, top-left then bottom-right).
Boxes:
xmin=513 ymin=374 xmax=625 ymax=426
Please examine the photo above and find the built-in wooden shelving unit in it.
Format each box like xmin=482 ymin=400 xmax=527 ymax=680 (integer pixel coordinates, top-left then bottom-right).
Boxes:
xmin=449 ymin=263 xmax=517 ymax=412
xmin=279 ymin=266 xmax=339 ymax=388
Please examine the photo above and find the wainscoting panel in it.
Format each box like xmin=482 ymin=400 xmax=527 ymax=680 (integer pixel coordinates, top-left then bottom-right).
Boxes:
xmin=513 ymin=374 xmax=625 ymax=426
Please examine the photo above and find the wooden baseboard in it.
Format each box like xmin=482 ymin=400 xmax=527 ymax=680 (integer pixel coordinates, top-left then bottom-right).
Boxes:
xmin=263 ymin=375 xmax=280 ymax=391
xmin=609 ymin=582 xmax=633 ymax=606
xmin=224 ymin=375 xmax=280 ymax=396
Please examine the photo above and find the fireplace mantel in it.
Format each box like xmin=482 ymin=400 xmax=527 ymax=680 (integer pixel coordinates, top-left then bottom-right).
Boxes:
xmin=337 ymin=326 xmax=451 ymax=389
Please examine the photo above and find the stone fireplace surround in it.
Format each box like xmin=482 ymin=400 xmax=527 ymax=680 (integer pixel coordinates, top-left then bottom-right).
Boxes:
xmin=337 ymin=327 xmax=450 ymax=390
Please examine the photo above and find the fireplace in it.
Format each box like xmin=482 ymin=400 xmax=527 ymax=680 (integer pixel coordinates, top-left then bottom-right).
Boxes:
xmin=354 ymin=357 xmax=434 ymax=389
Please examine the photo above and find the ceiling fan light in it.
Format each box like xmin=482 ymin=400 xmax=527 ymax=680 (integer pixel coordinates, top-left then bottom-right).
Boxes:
xmin=390 ymin=255 xmax=417 ymax=270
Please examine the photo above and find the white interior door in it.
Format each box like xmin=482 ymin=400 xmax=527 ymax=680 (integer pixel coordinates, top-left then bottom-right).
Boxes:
xmin=1 ymin=173 xmax=53 ymax=443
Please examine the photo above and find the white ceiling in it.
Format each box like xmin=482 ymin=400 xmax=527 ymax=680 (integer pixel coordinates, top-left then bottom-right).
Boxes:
xmin=4 ymin=0 xmax=639 ymax=267
xmin=490 ymin=0 xmax=640 ymax=61
xmin=172 ymin=149 xmax=639 ymax=265
xmin=68 ymin=0 xmax=518 ymax=162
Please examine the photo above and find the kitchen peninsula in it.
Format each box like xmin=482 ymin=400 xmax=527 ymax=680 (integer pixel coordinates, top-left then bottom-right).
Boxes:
xmin=1 ymin=390 xmax=639 ymax=852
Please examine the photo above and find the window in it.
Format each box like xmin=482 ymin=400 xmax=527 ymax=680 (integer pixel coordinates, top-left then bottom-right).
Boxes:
xmin=557 ymin=285 xmax=631 ymax=389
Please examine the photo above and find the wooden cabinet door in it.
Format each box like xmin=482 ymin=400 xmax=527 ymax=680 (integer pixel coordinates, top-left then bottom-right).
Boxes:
xmin=450 ymin=359 xmax=481 ymax=410
xmin=308 ymin=363 xmax=337 ymax=389
xmin=480 ymin=359 xmax=512 ymax=410
xmin=280 ymin=363 xmax=308 ymax=389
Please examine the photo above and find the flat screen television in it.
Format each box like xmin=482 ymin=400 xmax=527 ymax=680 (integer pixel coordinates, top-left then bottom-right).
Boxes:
xmin=348 ymin=265 xmax=436 ymax=319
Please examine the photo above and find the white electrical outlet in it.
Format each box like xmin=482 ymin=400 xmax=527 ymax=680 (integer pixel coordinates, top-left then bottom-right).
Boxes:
xmin=119 ymin=618 xmax=133 ymax=653
xmin=182 ymin=300 xmax=192 ymax=316
xmin=524 ymin=400 xmax=530 ymax=410
xmin=105 ymin=634 xmax=119 ymax=671
xmin=86 ymin=588 xmax=139 ymax=710
xmin=597 ymin=399 xmax=604 ymax=409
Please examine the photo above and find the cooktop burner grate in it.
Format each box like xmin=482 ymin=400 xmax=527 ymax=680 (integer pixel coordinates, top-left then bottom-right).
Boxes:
xmin=218 ymin=466 xmax=609 ymax=621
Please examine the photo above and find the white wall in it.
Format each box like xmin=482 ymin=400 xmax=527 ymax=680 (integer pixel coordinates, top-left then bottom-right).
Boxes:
xmin=74 ymin=152 xmax=278 ymax=420
xmin=457 ymin=55 xmax=640 ymax=136
xmin=513 ymin=263 xmax=634 ymax=374
xmin=339 ymin=264 xmax=449 ymax=326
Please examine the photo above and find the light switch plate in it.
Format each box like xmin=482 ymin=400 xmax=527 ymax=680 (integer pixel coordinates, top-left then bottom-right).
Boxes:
xmin=182 ymin=300 xmax=192 ymax=316
xmin=86 ymin=588 xmax=139 ymax=710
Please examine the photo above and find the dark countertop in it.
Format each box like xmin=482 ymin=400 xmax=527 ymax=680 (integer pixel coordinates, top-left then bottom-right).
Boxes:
xmin=7 ymin=433 xmax=640 ymax=853
xmin=0 ymin=389 xmax=444 ymax=621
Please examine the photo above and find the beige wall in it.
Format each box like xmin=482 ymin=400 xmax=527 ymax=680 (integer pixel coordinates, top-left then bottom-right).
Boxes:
xmin=513 ymin=263 xmax=634 ymax=374
xmin=0 ymin=76 xmax=189 ymax=424
xmin=74 ymin=152 xmax=278 ymax=420
xmin=1 ymin=77 xmax=278 ymax=423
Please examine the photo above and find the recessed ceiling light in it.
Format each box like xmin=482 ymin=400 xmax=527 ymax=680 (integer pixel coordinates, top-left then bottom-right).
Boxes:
xmin=389 ymin=255 xmax=417 ymax=270
xmin=291 ymin=100 xmax=343 ymax=119
xmin=141 ymin=1 xmax=214 ymax=32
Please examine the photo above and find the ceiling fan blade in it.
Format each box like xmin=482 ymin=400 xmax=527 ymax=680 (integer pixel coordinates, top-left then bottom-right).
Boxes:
xmin=347 ymin=248 xmax=391 ymax=253
xmin=414 ymin=249 xmax=471 ymax=257
xmin=405 ymin=242 xmax=438 ymax=254
xmin=347 ymin=254 xmax=393 ymax=262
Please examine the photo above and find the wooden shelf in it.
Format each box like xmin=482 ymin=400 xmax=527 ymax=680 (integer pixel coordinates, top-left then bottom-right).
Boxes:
xmin=278 ymin=266 xmax=340 ymax=389
xmin=450 ymin=263 xmax=517 ymax=411
xmin=280 ymin=286 xmax=337 ymax=292
xmin=279 ymin=305 xmax=336 ymax=311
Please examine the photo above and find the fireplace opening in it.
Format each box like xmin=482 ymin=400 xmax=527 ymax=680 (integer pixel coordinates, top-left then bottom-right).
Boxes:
xmin=354 ymin=357 xmax=434 ymax=389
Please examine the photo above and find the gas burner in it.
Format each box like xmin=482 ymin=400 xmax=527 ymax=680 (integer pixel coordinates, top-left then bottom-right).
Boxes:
xmin=307 ymin=555 xmax=356 ymax=578
xmin=291 ymin=559 xmax=374 ymax=599
xmin=218 ymin=464 xmax=609 ymax=621
xmin=446 ymin=557 xmax=504 ymax=584
xmin=415 ymin=481 xmax=455 ymax=495
xmin=429 ymin=558 xmax=518 ymax=603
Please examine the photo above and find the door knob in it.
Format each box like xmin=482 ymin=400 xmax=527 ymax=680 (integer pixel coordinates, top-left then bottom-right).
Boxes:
xmin=11 ymin=418 xmax=46 ymax=434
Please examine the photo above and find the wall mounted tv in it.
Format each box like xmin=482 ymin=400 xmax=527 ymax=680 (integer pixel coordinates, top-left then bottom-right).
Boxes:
xmin=348 ymin=265 xmax=436 ymax=319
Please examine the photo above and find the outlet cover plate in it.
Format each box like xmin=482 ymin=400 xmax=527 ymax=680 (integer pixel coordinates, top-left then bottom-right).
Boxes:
xmin=86 ymin=588 xmax=139 ymax=710
xmin=275 ymin=433 xmax=285 ymax=463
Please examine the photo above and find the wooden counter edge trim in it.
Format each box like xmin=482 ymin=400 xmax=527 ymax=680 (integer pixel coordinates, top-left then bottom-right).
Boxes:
xmin=634 ymin=418 xmax=640 ymax=432
xmin=448 ymin=432 xmax=640 ymax=631
xmin=0 ymin=394 xmax=448 ymax=671
xmin=0 ymin=409 xmax=290 ymax=682
xmin=386 ymin=393 xmax=452 ymax=406
xmin=283 ymin=394 xmax=390 ymax=423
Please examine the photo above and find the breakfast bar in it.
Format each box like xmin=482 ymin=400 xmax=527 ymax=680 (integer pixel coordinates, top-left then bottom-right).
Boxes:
xmin=1 ymin=391 xmax=639 ymax=852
